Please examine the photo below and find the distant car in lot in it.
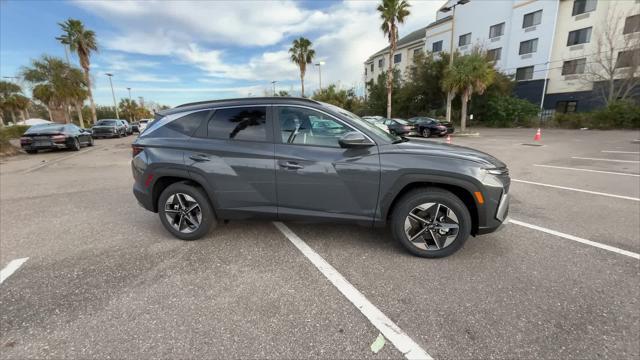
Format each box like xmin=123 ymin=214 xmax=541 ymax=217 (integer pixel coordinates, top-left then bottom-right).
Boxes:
xmin=122 ymin=120 xmax=134 ymax=135
xmin=92 ymin=119 xmax=127 ymax=138
xmin=382 ymin=118 xmax=418 ymax=136
xmin=408 ymin=117 xmax=455 ymax=138
xmin=131 ymin=97 xmax=510 ymax=258
xmin=362 ymin=116 xmax=390 ymax=133
xmin=20 ymin=123 xmax=93 ymax=154
xmin=138 ymin=119 xmax=151 ymax=133
xmin=130 ymin=122 xmax=140 ymax=133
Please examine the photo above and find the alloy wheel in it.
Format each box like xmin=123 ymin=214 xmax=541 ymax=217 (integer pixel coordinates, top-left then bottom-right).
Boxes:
xmin=164 ymin=193 xmax=202 ymax=234
xmin=422 ymin=129 xmax=430 ymax=138
xmin=404 ymin=202 xmax=460 ymax=251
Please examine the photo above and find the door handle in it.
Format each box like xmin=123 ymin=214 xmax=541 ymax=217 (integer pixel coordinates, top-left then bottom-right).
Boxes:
xmin=279 ymin=161 xmax=303 ymax=170
xmin=189 ymin=154 xmax=210 ymax=162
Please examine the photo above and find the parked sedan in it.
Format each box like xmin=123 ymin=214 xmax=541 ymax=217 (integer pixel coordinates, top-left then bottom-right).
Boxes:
xmin=92 ymin=119 xmax=127 ymax=138
xmin=20 ymin=123 xmax=94 ymax=154
xmin=382 ymin=118 xmax=418 ymax=136
xmin=122 ymin=120 xmax=134 ymax=135
xmin=362 ymin=116 xmax=390 ymax=133
xmin=408 ymin=117 xmax=455 ymax=138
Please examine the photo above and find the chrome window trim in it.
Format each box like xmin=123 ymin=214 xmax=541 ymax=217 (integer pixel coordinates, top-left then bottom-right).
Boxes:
xmin=271 ymin=104 xmax=376 ymax=145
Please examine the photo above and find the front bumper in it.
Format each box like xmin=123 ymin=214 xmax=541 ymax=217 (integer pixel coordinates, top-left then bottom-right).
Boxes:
xmin=477 ymin=191 xmax=509 ymax=235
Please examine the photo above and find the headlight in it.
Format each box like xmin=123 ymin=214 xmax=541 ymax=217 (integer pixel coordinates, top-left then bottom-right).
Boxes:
xmin=485 ymin=168 xmax=509 ymax=176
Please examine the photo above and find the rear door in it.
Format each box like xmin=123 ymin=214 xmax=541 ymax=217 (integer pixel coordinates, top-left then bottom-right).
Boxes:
xmin=185 ymin=105 xmax=277 ymax=219
xmin=273 ymin=105 xmax=380 ymax=224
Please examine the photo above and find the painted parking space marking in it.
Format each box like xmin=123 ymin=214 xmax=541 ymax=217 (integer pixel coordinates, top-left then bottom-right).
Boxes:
xmin=511 ymin=179 xmax=640 ymax=201
xmin=533 ymin=164 xmax=640 ymax=177
xmin=601 ymin=151 xmax=639 ymax=154
xmin=509 ymin=219 xmax=639 ymax=259
xmin=571 ymin=156 xmax=640 ymax=164
xmin=0 ymin=258 xmax=29 ymax=284
xmin=273 ymin=222 xmax=432 ymax=360
xmin=22 ymin=147 xmax=97 ymax=174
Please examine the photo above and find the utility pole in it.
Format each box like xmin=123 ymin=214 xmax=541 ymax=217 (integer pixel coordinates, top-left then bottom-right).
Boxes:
xmin=271 ymin=81 xmax=277 ymax=96
xmin=441 ymin=0 xmax=469 ymax=125
xmin=315 ymin=61 xmax=325 ymax=91
xmin=105 ymin=73 xmax=119 ymax=119
xmin=126 ymin=87 xmax=134 ymax=121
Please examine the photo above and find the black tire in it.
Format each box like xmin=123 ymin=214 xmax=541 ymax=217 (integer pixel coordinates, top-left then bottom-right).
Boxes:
xmin=391 ymin=187 xmax=471 ymax=258
xmin=119 ymin=130 xmax=125 ymax=137
xmin=69 ymin=137 xmax=81 ymax=151
xmin=422 ymin=128 xmax=431 ymax=138
xmin=26 ymin=149 xmax=38 ymax=154
xmin=88 ymin=137 xmax=94 ymax=146
xmin=158 ymin=182 xmax=217 ymax=241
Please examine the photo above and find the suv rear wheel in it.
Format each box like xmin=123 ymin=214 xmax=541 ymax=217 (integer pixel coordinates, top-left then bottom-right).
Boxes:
xmin=158 ymin=182 xmax=216 ymax=240
xmin=391 ymin=187 xmax=471 ymax=258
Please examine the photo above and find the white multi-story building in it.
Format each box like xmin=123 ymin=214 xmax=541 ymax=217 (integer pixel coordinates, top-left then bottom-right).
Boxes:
xmin=364 ymin=0 xmax=640 ymax=113
xmin=364 ymin=26 xmax=427 ymax=84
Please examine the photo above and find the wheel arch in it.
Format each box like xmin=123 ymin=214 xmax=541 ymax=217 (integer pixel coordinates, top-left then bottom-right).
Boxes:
xmin=383 ymin=177 xmax=481 ymax=235
xmin=151 ymin=175 xmax=217 ymax=216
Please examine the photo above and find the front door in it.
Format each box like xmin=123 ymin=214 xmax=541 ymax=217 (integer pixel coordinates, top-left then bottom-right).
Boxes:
xmin=273 ymin=105 xmax=380 ymax=223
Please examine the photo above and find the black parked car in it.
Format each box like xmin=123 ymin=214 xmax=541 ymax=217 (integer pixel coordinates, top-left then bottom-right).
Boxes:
xmin=132 ymin=97 xmax=509 ymax=258
xmin=382 ymin=118 xmax=418 ymax=136
xmin=92 ymin=119 xmax=127 ymax=138
xmin=20 ymin=123 xmax=93 ymax=154
xmin=408 ymin=117 xmax=455 ymax=138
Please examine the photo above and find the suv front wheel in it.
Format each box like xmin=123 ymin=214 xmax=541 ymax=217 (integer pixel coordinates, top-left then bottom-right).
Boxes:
xmin=158 ymin=182 xmax=217 ymax=240
xmin=391 ymin=187 xmax=471 ymax=258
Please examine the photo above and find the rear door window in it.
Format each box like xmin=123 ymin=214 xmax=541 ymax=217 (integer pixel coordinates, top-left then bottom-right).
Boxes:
xmin=207 ymin=106 xmax=268 ymax=142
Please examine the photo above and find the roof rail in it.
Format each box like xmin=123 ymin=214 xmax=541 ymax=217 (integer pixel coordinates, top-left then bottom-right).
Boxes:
xmin=175 ymin=96 xmax=321 ymax=108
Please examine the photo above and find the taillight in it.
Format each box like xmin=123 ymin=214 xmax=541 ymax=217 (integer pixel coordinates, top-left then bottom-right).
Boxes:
xmin=132 ymin=144 xmax=144 ymax=157
xmin=51 ymin=134 xmax=66 ymax=142
xmin=20 ymin=137 xmax=32 ymax=144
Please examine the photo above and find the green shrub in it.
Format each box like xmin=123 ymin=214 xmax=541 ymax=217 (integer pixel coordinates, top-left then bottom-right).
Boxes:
xmin=481 ymin=96 xmax=538 ymax=127
xmin=0 ymin=125 xmax=30 ymax=141
xmin=550 ymin=101 xmax=640 ymax=129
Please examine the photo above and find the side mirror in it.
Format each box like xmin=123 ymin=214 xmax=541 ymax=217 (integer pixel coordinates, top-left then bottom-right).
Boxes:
xmin=338 ymin=131 xmax=374 ymax=148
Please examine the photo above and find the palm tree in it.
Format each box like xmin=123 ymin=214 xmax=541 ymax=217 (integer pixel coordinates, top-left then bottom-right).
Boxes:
xmin=442 ymin=51 xmax=496 ymax=132
xmin=289 ymin=37 xmax=315 ymax=97
xmin=377 ymin=0 xmax=410 ymax=118
xmin=119 ymin=98 xmax=138 ymax=121
xmin=0 ymin=81 xmax=23 ymax=126
xmin=13 ymin=95 xmax=31 ymax=121
xmin=22 ymin=56 xmax=88 ymax=124
xmin=57 ymin=18 xmax=98 ymax=123
xmin=32 ymin=84 xmax=55 ymax=121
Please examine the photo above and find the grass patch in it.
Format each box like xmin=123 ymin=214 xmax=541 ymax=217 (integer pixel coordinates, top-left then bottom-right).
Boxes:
xmin=0 ymin=125 xmax=30 ymax=157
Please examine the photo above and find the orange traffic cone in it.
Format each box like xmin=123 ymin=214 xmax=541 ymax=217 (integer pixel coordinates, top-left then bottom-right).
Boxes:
xmin=446 ymin=135 xmax=451 ymax=144
xmin=533 ymin=128 xmax=541 ymax=142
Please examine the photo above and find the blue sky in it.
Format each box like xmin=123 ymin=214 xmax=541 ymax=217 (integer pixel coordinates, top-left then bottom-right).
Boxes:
xmin=1 ymin=0 xmax=442 ymax=107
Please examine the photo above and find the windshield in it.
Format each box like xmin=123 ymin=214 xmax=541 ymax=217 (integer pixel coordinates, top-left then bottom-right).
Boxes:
xmin=394 ymin=119 xmax=409 ymax=125
xmin=320 ymin=102 xmax=400 ymax=142
xmin=96 ymin=120 xmax=117 ymax=126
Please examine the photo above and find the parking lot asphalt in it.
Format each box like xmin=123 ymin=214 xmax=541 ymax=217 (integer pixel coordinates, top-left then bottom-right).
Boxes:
xmin=1 ymin=128 xmax=638 ymax=359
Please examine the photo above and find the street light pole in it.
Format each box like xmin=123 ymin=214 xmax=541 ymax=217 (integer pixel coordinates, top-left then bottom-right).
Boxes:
xmin=315 ymin=61 xmax=325 ymax=91
xmin=271 ymin=81 xmax=277 ymax=96
xmin=441 ymin=0 xmax=469 ymax=124
xmin=105 ymin=73 xmax=119 ymax=119
xmin=126 ymin=87 xmax=134 ymax=121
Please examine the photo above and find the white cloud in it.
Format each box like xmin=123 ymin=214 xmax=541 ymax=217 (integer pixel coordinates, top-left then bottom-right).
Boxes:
xmin=76 ymin=0 xmax=444 ymax=91
xmin=126 ymin=74 xmax=180 ymax=83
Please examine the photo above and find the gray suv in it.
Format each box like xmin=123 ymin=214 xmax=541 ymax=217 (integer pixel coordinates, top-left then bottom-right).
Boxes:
xmin=132 ymin=97 xmax=509 ymax=258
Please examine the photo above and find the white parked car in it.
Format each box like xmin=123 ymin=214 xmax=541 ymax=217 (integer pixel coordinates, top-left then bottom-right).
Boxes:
xmin=138 ymin=119 xmax=152 ymax=133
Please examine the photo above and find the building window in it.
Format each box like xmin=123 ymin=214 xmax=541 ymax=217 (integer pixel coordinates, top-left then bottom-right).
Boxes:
xmin=615 ymin=49 xmax=640 ymax=68
xmin=562 ymin=58 xmax=586 ymax=75
xmin=370 ymin=63 xmax=374 ymax=72
xmin=489 ymin=22 xmax=505 ymax=38
xmin=364 ymin=67 xmax=367 ymax=76
xmin=572 ymin=0 xmax=597 ymax=16
xmin=523 ymin=10 xmax=542 ymax=28
xmin=432 ymin=40 xmax=443 ymax=52
xmin=519 ymin=38 xmax=539 ymax=55
xmin=567 ymin=27 xmax=592 ymax=46
xmin=487 ymin=48 xmax=502 ymax=61
xmin=515 ymin=66 xmax=534 ymax=81
xmin=378 ymin=58 xmax=384 ymax=69
xmin=458 ymin=33 xmax=471 ymax=46
xmin=393 ymin=53 xmax=402 ymax=64
xmin=623 ymin=14 xmax=640 ymax=34
xmin=413 ymin=48 xmax=423 ymax=57
xmin=556 ymin=101 xmax=578 ymax=113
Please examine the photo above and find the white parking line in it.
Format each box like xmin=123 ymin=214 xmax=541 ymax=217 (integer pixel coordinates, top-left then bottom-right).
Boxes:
xmin=0 ymin=258 xmax=29 ymax=284
xmin=22 ymin=147 xmax=96 ymax=174
xmin=511 ymin=179 xmax=640 ymax=201
xmin=533 ymin=164 xmax=640 ymax=177
xmin=508 ymin=219 xmax=639 ymax=260
xmin=571 ymin=156 xmax=639 ymax=163
xmin=273 ymin=222 xmax=431 ymax=360
xmin=602 ymin=151 xmax=640 ymax=154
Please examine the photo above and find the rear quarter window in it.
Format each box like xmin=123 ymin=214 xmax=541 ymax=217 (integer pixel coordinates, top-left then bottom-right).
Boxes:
xmin=146 ymin=110 xmax=211 ymax=138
